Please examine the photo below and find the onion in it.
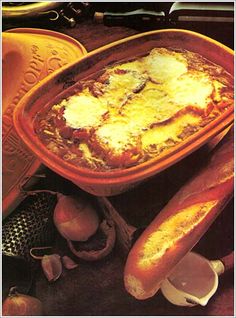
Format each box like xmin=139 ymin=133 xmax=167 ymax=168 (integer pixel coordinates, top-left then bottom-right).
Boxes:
xmin=2 ymin=287 xmax=43 ymax=316
xmin=54 ymin=195 xmax=99 ymax=241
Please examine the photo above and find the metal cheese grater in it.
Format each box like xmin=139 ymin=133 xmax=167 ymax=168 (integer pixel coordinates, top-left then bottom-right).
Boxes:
xmin=2 ymin=191 xmax=57 ymax=263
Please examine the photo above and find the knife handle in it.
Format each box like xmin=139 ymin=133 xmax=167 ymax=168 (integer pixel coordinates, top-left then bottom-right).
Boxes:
xmin=94 ymin=9 xmax=165 ymax=27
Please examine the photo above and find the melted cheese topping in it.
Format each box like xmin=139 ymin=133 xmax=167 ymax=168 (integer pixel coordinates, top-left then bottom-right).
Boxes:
xmin=143 ymin=48 xmax=188 ymax=82
xmin=36 ymin=47 xmax=233 ymax=170
xmin=95 ymin=120 xmax=135 ymax=151
xmin=101 ymin=70 xmax=147 ymax=109
xmin=63 ymin=89 xmax=107 ymax=129
xmin=138 ymin=200 xmax=218 ymax=269
xmin=141 ymin=113 xmax=201 ymax=154
xmin=168 ymin=72 xmax=213 ymax=109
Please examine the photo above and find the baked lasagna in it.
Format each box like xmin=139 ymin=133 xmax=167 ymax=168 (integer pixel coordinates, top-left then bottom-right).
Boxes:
xmin=34 ymin=48 xmax=234 ymax=171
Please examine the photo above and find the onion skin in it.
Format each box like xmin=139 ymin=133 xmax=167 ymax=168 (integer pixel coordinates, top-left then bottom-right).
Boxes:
xmin=54 ymin=195 xmax=99 ymax=241
xmin=68 ymin=219 xmax=116 ymax=261
xmin=62 ymin=255 xmax=78 ymax=269
xmin=2 ymin=288 xmax=43 ymax=316
xmin=41 ymin=254 xmax=62 ymax=282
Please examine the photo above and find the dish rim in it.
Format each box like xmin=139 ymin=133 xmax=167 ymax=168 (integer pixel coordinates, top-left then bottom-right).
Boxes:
xmin=13 ymin=28 xmax=234 ymax=186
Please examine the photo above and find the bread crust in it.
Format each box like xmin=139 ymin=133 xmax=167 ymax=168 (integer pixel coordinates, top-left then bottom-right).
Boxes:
xmin=124 ymin=128 xmax=234 ymax=300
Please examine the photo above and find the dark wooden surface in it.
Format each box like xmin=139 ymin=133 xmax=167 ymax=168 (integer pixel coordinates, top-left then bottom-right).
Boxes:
xmin=3 ymin=12 xmax=234 ymax=316
xmin=29 ymin=148 xmax=233 ymax=316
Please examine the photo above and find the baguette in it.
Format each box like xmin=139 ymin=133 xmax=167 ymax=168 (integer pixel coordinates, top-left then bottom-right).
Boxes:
xmin=124 ymin=128 xmax=234 ymax=300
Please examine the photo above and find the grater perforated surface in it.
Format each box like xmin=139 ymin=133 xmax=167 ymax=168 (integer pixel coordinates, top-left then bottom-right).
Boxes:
xmin=2 ymin=192 xmax=57 ymax=262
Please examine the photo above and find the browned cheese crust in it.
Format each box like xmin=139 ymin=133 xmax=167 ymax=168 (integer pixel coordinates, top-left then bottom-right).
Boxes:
xmin=34 ymin=48 xmax=234 ymax=171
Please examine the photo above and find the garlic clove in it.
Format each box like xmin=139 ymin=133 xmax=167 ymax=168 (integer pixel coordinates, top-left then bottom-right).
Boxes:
xmin=41 ymin=254 xmax=62 ymax=282
xmin=62 ymin=255 xmax=78 ymax=270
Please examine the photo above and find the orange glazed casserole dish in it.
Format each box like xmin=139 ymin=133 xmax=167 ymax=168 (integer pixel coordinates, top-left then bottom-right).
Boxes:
xmin=34 ymin=47 xmax=233 ymax=171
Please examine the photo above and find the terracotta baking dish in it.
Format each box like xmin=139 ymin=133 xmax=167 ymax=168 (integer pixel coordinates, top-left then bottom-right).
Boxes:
xmin=13 ymin=29 xmax=234 ymax=196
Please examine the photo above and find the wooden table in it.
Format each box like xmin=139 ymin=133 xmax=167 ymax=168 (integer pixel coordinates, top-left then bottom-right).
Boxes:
xmin=32 ymin=154 xmax=234 ymax=316
xmin=4 ymin=15 xmax=234 ymax=316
